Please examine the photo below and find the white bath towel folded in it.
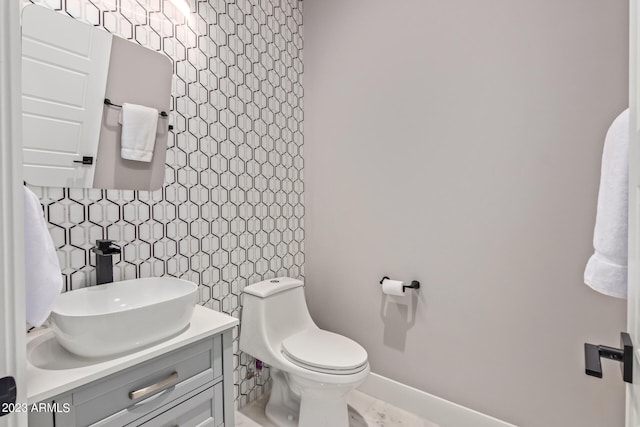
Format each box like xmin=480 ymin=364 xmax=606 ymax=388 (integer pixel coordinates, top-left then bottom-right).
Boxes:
xmin=120 ymin=103 xmax=159 ymax=162
xmin=584 ymin=109 xmax=629 ymax=299
xmin=24 ymin=186 xmax=63 ymax=327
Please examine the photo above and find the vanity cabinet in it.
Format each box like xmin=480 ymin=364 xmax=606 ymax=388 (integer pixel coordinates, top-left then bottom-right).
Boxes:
xmin=28 ymin=330 xmax=235 ymax=427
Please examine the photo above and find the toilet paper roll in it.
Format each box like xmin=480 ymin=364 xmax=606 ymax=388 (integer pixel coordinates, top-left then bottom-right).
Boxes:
xmin=382 ymin=279 xmax=405 ymax=296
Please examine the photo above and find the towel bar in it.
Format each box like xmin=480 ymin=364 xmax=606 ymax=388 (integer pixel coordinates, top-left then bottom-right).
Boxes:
xmin=104 ymin=98 xmax=173 ymax=131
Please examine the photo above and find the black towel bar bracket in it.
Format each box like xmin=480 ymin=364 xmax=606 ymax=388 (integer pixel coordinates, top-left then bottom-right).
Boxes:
xmin=104 ymin=98 xmax=173 ymax=131
xmin=379 ymin=276 xmax=420 ymax=292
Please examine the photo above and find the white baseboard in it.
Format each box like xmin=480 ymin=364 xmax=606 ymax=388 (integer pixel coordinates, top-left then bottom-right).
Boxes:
xmin=358 ymin=373 xmax=517 ymax=427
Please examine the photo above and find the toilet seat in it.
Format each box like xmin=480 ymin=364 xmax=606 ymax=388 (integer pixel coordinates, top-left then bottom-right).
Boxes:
xmin=281 ymin=329 xmax=368 ymax=375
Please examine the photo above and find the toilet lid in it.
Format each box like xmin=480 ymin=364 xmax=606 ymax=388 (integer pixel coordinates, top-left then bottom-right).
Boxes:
xmin=281 ymin=329 xmax=368 ymax=375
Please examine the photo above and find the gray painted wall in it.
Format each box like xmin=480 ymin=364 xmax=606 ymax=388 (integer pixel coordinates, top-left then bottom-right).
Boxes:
xmin=304 ymin=1 xmax=628 ymax=425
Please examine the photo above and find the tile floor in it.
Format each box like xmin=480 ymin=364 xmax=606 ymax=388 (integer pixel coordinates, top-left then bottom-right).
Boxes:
xmin=236 ymin=390 xmax=440 ymax=427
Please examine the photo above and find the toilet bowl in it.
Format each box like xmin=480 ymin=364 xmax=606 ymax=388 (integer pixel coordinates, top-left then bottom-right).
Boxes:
xmin=239 ymin=277 xmax=369 ymax=427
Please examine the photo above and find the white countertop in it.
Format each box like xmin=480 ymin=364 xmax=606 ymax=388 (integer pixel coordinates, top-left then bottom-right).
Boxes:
xmin=26 ymin=305 xmax=238 ymax=404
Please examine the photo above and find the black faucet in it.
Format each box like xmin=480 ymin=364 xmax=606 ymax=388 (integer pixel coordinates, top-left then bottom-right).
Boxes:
xmin=91 ymin=239 xmax=121 ymax=285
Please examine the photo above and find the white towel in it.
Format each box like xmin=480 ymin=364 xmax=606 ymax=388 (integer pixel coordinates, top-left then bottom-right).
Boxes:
xmin=584 ymin=109 xmax=629 ymax=299
xmin=120 ymin=103 xmax=159 ymax=162
xmin=23 ymin=186 xmax=63 ymax=327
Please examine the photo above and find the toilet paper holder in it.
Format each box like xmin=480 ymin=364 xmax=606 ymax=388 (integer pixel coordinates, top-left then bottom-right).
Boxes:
xmin=380 ymin=276 xmax=420 ymax=291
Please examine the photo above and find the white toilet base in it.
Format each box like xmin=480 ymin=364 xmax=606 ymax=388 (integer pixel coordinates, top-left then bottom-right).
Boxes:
xmin=265 ymin=369 xmax=300 ymax=427
xmin=264 ymin=366 xmax=367 ymax=427
xmin=298 ymin=390 xmax=350 ymax=427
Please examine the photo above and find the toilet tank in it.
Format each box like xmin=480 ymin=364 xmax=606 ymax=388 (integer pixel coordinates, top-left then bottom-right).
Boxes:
xmin=239 ymin=277 xmax=316 ymax=359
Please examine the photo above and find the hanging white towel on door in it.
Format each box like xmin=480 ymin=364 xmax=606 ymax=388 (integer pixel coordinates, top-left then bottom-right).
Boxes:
xmin=23 ymin=186 xmax=63 ymax=327
xmin=584 ymin=109 xmax=629 ymax=299
xmin=120 ymin=103 xmax=158 ymax=162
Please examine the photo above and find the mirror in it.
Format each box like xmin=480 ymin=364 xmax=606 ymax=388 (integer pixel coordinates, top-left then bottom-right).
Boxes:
xmin=21 ymin=5 xmax=173 ymax=190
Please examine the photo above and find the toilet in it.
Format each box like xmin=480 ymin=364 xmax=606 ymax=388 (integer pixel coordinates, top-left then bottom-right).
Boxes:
xmin=239 ymin=277 xmax=370 ymax=427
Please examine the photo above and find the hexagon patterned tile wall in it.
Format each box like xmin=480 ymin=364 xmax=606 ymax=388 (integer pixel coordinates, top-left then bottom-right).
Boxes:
xmin=24 ymin=0 xmax=304 ymax=408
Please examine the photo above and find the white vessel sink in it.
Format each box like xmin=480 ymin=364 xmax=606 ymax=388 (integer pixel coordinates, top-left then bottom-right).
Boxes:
xmin=51 ymin=277 xmax=198 ymax=358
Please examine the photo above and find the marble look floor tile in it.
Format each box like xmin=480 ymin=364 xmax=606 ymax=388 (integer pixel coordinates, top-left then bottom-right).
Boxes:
xmin=348 ymin=390 xmax=378 ymax=427
xmin=235 ymin=411 xmax=264 ymax=427
xmin=238 ymin=389 xmax=440 ymax=427
xmin=239 ymin=393 xmax=279 ymax=427
xmin=348 ymin=390 xmax=378 ymax=414
xmin=362 ymin=397 xmax=440 ymax=427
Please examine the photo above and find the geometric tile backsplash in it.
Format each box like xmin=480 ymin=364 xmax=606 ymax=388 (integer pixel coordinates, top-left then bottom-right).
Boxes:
xmin=24 ymin=0 xmax=304 ymax=408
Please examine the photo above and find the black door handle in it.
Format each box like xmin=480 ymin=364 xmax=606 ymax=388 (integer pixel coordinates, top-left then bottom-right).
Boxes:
xmin=585 ymin=332 xmax=633 ymax=383
xmin=73 ymin=156 xmax=93 ymax=165
xmin=0 ymin=376 xmax=16 ymax=417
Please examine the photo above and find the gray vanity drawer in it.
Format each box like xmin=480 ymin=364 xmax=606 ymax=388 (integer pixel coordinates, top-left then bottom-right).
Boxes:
xmin=56 ymin=335 xmax=222 ymax=427
xmin=137 ymin=382 xmax=222 ymax=427
xmin=88 ymin=372 xmax=220 ymax=427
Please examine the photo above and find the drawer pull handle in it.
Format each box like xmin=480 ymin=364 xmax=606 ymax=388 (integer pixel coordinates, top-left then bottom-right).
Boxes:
xmin=129 ymin=371 xmax=179 ymax=400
